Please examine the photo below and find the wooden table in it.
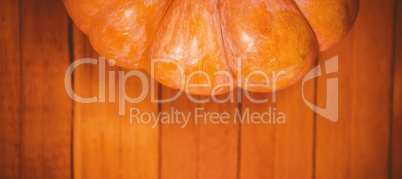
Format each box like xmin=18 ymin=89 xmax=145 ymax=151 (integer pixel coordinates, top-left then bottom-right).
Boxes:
xmin=0 ymin=0 xmax=401 ymax=178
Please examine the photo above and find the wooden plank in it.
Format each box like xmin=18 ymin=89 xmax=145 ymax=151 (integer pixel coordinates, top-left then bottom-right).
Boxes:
xmin=119 ymin=67 xmax=159 ymax=178
xmin=315 ymin=0 xmax=396 ymax=178
xmin=72 ymin=26 xmax=159 ymax=179
xmin=198 ymin=94 xmax=239 ymax=179
xmin=72 ymin=26 xmax=116 ymax=179
xmin=315 ymin=42 xmax=352 ymax=179
xmin=160 ymin=89 xmax=199 ymax=179
xmin=274 ymin=83 xmax=315 ymax=178
xmin=239 ymin=93 xmax=276 ymax=179
xmin=0 ymin=0 xmax=20 ymax=178
xmin=19 ymin=0 xmax=72 ymax=178
xmin=240 ymin=80 xmax=315 ymax=178
xmin=392 ymin=0 xmax=402 ymax=178
xmin=160 ymin=88 xmax=239 ymax=179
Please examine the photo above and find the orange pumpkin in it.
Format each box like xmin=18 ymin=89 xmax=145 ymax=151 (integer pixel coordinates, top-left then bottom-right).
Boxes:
xmin=64 ymin=0 xmax=359 ymax=95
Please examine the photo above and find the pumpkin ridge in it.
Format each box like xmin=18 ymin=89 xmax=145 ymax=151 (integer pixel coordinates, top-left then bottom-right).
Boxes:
xmin=293 ymin=0 xmax=360 ymax=51
xmin=218 ymin=0 xmax=318 ymax=92
xmin=216 ymin=0 xmax=236 ymax=86
xmin=158 ymin=0 xmax=175 ymax=27
xmin=63 ymin=0 xmax=117 ymax=34
xmin=87 ymin=0 xmax=172 ymax=69
xmin=287 ymin=0 xmax=320 ymax=46
xmin=64 ymin=0 xmax=359 ymax=94
xmin=147 ymin=0 xmax=234 ymax=95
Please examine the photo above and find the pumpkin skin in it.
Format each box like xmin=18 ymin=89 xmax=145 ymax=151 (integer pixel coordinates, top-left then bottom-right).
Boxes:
xmin=64 ymin=0 xmax=359 ymax=95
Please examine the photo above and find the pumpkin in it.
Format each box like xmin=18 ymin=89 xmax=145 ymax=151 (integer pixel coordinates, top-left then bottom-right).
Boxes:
xmin=64 ymin=0 xmax=359 ymax=95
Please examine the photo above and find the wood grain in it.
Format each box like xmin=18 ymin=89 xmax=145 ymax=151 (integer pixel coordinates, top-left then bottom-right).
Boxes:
xmin=160 ymin=88 xmax=199 ymax=179
xmin=274 ymin=83 xmax=315 ymax=179
xmin=120 ymin=74 xmax=159 ymax=179
xmin=72 ymin=25 xmax=119 ymax=179
xmin=239 ymin=93 xmax=276 ymax=179
xmin=72 ymin=26 xmax=159 ymax=179
xmin=315 ymin=0 xmax=396 ymax=178
xmin=20 ymin=0 xmax=72 ymax=178
xmin=392 ymin=0 xmax=402 ymax=178
xmin=198 ymin=93 xmax=239 ymax=179
xmin=240 ymin=80 xmax=315 ymax=178
xmin=0 ymin=0 xmax=20 ymax=178
xmin=160 ymin=88 xmax=239 ymax=179
xmin=1 ymin=0 xmax=402 ymax=178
